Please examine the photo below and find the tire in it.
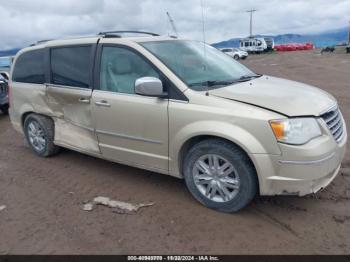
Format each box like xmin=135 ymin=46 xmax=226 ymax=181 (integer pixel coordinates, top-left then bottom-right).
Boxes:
xmin=0 ymin=105 xmax=8 ymax=115
xmin=233 ymin=55 xmax=239 ymax=60
xmin=24 ymin=114 xmax=60 ymax=157
xmin=183 ymin=139 xmax=258 ymax=212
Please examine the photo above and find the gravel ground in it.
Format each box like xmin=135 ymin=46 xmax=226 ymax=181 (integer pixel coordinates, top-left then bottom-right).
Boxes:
xmin=0 ymin=50 xmax=349 ymax=255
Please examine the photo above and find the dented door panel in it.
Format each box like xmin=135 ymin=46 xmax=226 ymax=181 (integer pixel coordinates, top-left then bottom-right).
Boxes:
xmin=45 ymin=84 xmax=100 ymax=154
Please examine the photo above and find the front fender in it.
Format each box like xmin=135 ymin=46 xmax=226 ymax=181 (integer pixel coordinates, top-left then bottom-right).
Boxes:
xmin=169 ymin=120 xmax=281 ymax=177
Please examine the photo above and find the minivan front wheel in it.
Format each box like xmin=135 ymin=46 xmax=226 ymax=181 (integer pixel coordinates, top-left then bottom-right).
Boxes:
xmin=183 ymin=139 xmax=258 ymax=212
xmin=24 ymin=114 xmax=60 ymax=157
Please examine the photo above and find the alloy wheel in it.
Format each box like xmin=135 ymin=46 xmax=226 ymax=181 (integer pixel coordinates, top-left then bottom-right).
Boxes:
xmin=27 ymin=121 xmax=46 ymax=152
xmin=192 ymin=154 xmax=240 ymax=203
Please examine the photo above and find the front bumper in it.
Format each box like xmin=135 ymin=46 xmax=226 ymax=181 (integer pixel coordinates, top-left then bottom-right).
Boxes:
xmin=251 ymin=118 xmax=347 ymax=196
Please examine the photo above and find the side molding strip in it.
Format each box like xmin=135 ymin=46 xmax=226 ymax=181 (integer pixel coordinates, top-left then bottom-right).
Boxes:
xmin=96 ymin=129 xmax=163 ymax=144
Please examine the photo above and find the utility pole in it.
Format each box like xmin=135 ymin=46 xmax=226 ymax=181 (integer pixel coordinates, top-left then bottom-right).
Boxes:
xmin=246 ymin=9 xmax=257 ymax=38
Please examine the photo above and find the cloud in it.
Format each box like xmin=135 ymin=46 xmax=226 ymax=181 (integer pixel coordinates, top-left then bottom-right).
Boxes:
xmin=0 ymin=0 xmax=349 ymax=49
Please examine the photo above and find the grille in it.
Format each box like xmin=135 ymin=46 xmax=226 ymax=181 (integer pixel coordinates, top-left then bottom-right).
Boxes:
xmin=321 ymin=106 xmax=344 ymax=142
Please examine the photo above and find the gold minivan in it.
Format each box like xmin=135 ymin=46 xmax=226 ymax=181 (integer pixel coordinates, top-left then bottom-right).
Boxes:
xmin=9 ymin=31 xmax=347 ymax=212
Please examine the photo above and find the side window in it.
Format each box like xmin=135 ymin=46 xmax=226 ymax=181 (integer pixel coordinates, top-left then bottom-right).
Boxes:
xmin=100 ymin=46 xmax=159 ymax=94
xmin=12 ymin=49 xmax=45 ymax=84
xmin=245 ymin=42 xmax=249 ymax=47
xmin=51 ymin=46 xmax=92 ymax=88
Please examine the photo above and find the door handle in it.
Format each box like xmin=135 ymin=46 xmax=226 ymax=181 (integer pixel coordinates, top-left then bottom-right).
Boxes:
xmin=95 ymin=100 xmax=111 ymax=107
xmin=78 ymin=98 xmax=90 ymax=104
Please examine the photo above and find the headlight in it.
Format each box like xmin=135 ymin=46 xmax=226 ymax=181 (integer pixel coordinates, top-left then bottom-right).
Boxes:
xmin=270 ymin=118 xmax=322 ymax=145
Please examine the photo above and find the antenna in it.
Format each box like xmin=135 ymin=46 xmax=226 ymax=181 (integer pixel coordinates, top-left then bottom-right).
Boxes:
xmin=166 ymin=12 xmax=178 ymax=38
xmin=200 ymin=0 xmax=207 ymax=64
xmin=348 ymin=20 xmax=350 ymax=45
xmin=200 ymin=0 xmax=206 ymax=45
xmin=200 ymin=0 xmax=209 ymax=96
xmin=246 ymin=9 xmax=257 ymax=37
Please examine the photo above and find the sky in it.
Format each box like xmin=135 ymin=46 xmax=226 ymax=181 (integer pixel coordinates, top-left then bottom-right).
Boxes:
xmin=0 ymin=0 xmax=349 ymax=50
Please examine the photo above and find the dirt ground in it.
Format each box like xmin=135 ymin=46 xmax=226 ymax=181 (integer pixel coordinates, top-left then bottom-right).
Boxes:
xmin=0 ymin=50 xmax=350 ymax=255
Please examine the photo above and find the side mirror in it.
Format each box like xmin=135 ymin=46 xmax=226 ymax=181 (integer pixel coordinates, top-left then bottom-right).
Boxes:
xmin=135 ymin=77 xmax=168 ymax=98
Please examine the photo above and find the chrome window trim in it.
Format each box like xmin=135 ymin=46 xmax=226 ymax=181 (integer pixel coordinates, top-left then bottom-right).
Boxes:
xmin=45 ymin=83 xmax=91 ymax=91
xmin=92 ymin=89 xmax=163 ymax=100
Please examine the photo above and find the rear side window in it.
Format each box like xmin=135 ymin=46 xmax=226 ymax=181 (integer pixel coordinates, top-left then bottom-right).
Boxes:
xmin=12 ymin=49 xmax=45 ymax=84
xmin=51 ymin=46 xmax=92 ymax=88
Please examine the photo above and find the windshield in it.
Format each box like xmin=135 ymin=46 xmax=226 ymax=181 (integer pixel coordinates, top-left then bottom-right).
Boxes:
xmin=141 ymin=40 xmax=257 ymax=91
xmin=0 ymin=57 xmax=11 ymax=68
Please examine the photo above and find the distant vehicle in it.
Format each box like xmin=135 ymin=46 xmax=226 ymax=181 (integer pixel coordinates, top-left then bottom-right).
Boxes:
xmin=0 ymin=71 xmax=9 ymax=81
xmin=220 ymin=48 xmax=248 ymax=60
xmin=263 ymin=37 xmax=275 ymax=51
xmin=0 ymin=56 xmax=13 ymax=71
xmin=0 ymin=56 xmax=13 ymax=80
xmin=321 ymin=46 xmax=335 ymax=54
xmin=239 ymin=37 xmax=267 ymax=53
xmin=275 ymin=43 xmax=314 ymax=52
xmin=0 ymin=74 xmax=8 ymax=114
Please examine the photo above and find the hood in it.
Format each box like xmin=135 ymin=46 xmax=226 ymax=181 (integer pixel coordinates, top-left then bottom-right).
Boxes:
xmin=209 ymin=76 xmax=336 ymax=116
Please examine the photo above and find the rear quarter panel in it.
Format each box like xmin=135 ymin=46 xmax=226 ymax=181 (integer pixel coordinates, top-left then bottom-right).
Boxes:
xmin=9 ymin=81 xmax=53 ymax=133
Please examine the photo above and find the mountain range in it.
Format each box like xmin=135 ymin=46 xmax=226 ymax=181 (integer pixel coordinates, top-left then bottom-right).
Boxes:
xmin=212 ymin=27 xmax=350 ymax=48
xmin=0 ymin=27 xmax=349 ymax=56
xmin=0 ymin=48 xmax=20 ymax=57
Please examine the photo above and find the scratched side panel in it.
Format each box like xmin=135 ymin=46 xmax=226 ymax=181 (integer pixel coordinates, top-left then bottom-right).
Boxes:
xmin=45 ymin=85 xmax=101 ymax=154
xmin=54 ymin=118 xmax=100 ymax=153
xmin=10 ymin=82 xmax=54 ymax=132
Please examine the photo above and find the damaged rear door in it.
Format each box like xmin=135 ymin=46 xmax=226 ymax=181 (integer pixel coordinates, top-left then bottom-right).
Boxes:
xmin=45 ymin=43 xmax=100 ymax=154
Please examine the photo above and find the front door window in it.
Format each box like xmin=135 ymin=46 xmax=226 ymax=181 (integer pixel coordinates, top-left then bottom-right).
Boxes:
xmin=99 ymin=47 xmax=159 ymax=94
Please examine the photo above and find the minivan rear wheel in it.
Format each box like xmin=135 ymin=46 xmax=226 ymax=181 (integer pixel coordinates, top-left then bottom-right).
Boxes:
xmin=24 ymin=114 xmax=60 ymax=157
xmin=233 ymin=55 xmax=240 ymax=60
xmin=183 ymin=139 xmax=258 ymax=212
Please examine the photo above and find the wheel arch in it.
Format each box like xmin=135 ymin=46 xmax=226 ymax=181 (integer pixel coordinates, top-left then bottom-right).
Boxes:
xmin=21 ymin=111 xmax=54 ymax=131
xmin=21 ymin=111 xmax=35 ymax=128
xmin=177 ymin=134 xmax=260 ymax=194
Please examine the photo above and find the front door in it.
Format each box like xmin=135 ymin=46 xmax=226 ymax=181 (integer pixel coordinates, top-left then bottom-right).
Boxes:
xmin=92 ymin=45 xmax=169 ymax=173
xmin=45 ymin=44 xmax=99 ymax=154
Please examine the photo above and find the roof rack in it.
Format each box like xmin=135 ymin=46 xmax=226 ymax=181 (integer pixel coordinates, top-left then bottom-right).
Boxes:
xmin=29 ymin=31 xmax=161 ymax=47
xmin=98 ymin=30 xmax=160 ymax=38
xmin=30 ymin=39 xmax=54 ymax=46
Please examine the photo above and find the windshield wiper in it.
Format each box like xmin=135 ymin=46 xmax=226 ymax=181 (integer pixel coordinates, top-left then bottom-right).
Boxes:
xmin=237 ymin=74 xmax=262 ymax=82
xmin=189 ymin=80 xmax=237 ymax=88
xmin=189 ymin=75 xmax=262 ymax=89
